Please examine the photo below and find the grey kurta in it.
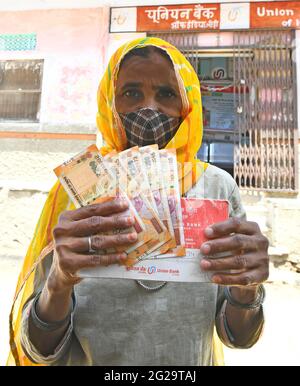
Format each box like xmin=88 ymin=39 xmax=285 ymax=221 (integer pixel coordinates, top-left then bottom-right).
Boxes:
xmin=20 ymin=165 xmax=246 ymax=366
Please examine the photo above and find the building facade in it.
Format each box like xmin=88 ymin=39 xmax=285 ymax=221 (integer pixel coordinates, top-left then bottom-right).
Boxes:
xmin=0 ymin=4 xmax=109 ymax=257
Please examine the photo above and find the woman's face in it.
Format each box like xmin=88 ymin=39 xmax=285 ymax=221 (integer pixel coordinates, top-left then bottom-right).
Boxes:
xmin=115 ymin=51 xmax=182 ymax=118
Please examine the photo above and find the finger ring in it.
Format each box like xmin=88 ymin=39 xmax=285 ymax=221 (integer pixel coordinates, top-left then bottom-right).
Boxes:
xmin=88 ymin=236 xmax=96 ymax=253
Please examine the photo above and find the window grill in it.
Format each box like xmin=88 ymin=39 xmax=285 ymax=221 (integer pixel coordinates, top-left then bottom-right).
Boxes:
xmin=233 ymin=30 xmax=298 ymax=192
xmin=148 ymin=31 xmax=298 ymax=192
xmin=0 ymin=59 xmax=43 ymax=122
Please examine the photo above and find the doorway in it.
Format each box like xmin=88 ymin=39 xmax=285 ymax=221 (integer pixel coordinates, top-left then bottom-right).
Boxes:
xmin=187 ymin=50 xmax=236 ymax=177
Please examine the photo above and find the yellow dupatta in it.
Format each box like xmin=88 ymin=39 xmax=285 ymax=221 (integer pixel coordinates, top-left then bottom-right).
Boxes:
xmin=96 ymin=37 xmax=208 ymax=193
xmin=7 ymin=37 xmax=223 ymax=366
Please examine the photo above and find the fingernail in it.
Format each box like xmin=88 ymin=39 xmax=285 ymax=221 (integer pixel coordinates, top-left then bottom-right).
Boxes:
xmin=128 ymin=232 xmax=137 ymax=241
xmin=212 ymin=276 xmax=222 ymax=284
xmin=118 ymin=253 xmax=127 ymax=265
xmin=205 ymin=227 xmax=214 ymax=237
xmin=201 ymin=243 xmax=211 ymax=254
xmin=118 ymin=198 xmax=128 ymax=208
xmin=119 ymin=253 xmax=127 ymax=260
xmin=201 ymin=260 xmax=212 ymax=270
xmin=124 ymin=216 xmax=134 ymax=225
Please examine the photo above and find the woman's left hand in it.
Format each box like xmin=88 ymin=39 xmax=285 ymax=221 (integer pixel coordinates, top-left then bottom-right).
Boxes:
xmin=200 ymin=218 xmax=269 ymax=287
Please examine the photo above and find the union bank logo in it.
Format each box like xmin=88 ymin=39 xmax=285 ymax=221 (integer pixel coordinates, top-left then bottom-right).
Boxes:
xmin=220 ymin=3 xmax=250 ymax=29
xmin=147 ymin=266 xmax=157 ymax=274
xmin=228 ymin=6 xmax=242 ymax=22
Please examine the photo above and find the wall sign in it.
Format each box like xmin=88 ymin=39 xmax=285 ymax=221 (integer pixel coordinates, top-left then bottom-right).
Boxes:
xmin=251 ymin=1 xmax=300 ymax=29
xmin=201 ymin=88 xmax=235 ymax=131
xmin=110 ymin=7 xmax=137 ymax=33
xmin=110 ymin=2 xmax=300 ymax=33
xmin=137 ymin=4 xmax=220 ymax=32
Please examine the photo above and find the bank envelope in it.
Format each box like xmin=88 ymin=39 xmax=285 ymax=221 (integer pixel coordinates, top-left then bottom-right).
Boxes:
xmin=79 ymin=198 xmax=229 ymax=282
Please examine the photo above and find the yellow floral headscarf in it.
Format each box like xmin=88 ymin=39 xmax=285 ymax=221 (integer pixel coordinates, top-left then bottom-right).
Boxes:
xmin=7 ymin=37 xmax=221 ymax=367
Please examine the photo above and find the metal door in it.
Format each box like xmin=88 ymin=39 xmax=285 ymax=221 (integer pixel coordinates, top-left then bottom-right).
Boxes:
xmin=148 ymin=31 xmax=298 ymax=191
xmin=233 ymin=30 xmax=298 ymax=192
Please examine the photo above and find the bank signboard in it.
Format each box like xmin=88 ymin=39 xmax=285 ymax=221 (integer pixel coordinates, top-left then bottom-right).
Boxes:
xmin=110 ymin=1 xmax=300 ymax=32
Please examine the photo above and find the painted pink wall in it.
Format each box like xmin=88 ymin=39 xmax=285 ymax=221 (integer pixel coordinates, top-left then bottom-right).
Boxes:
xmin=0 ymin=8 xmax=109 ymax=125
xmin=0 ymin=8 xmax=107 ymax=54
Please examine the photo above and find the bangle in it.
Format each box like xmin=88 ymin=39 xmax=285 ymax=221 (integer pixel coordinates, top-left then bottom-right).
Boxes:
xmin=30 ymin=291 xmax=75 ymax=332
xmin=222 ymin=304 xmax=236 ymax=345
xmin=224 ymin=284 xmax=265 ymax=310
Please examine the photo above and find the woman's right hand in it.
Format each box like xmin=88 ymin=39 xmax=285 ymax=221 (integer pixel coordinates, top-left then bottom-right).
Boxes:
xmin=49 ymin=198 xmax=138 ymax=291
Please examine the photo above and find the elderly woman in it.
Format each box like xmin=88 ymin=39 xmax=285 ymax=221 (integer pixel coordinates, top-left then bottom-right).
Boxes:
xmin=8 ymin=38 xmax=269 ymax=366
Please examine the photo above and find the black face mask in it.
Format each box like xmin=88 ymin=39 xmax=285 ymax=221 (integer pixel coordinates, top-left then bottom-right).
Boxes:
xmin=119 ymin=108 xmax=181 ymax=149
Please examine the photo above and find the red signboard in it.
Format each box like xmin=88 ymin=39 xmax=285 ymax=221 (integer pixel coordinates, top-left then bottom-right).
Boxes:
xmin=251 ymin=1 xmax=300 ymax=29
xmin=137 ymin=4 xmax=220 ymax=32
xmin=111 ymin=1 xmax=300 ymax=33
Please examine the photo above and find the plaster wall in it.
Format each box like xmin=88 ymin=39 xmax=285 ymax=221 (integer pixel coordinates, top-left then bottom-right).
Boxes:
xmin=0 ymin=7 xmax=109 ymax=126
